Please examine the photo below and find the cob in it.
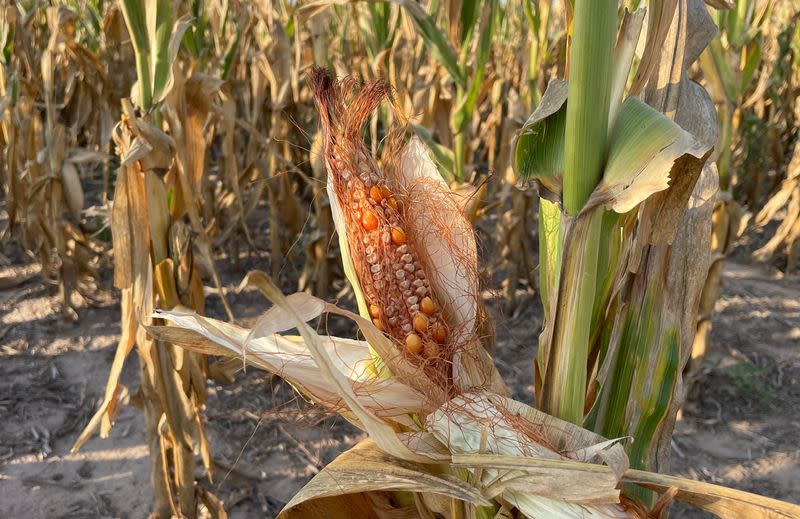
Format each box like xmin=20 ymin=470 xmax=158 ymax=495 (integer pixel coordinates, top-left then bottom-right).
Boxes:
xmin=310 ymin=68 xmax=453 ymax=386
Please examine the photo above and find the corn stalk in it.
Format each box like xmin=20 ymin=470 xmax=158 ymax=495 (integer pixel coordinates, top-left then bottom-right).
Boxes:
xmin=0 ymin=6 xmax=112 ymax=319
xmin=749 ymin=5 xmax=800 ymax=272
xmin=71 ymin=2 xmax=225 ymax=516
xmin=516 ymin=0 xmax=725 ymax=507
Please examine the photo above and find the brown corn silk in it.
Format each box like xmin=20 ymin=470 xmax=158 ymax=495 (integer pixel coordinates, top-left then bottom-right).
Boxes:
xmin=309 ymin=69 xmax=456 ymax=389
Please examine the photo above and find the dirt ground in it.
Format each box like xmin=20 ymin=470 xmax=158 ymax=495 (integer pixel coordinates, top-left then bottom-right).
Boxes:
xmin=1 ymin=234 xmax=798 ymax=518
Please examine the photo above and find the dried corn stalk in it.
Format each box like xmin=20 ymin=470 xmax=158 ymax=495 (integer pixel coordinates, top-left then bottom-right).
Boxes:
xmin=0 ymin=6 xmax=112 ymax=319
xmin=71 ymin=2 xmax=224 ymax=517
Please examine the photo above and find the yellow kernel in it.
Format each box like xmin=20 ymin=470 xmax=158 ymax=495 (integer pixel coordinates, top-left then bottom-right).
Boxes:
xmin=369 ymin=186 xmax=384 ymax=203
xmin=405 ymin=333 xmax=423 ymax=354
xmin=412 ymin=313 xmax=429 ymax=333
xmin=362 ymin=210 xmax=378 ymax=231
xmin=424 ymin=340 xmax=440 ymax=358
xmin=372 ymin=318 xmax=384 ymax=331
xmin=420 ymin=297 xmax=436 ymax=315
xmin=390 ymin=227 xmax=406 ymax=245
xmin=369 ymin=304 xmax=381 ymax=319
xmin=432 ymin=322 xmax=447 ymax=343
xmin=388 ymin=197 xmax=398 ymax=210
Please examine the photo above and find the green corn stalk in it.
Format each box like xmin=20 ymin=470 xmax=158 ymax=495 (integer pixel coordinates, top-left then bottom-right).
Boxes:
xmin=515 ymin=0 xmax=720 ymax=507
xmin=538 ymin=0 xmax=617 ymax=425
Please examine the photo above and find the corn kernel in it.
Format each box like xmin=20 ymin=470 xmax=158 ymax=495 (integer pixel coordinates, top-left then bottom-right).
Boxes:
xmin=412 ymin=313 xmax=429 ymax=333
xmin=420 ymin=296 xmax=435 ymax=315
xmin=369 ymin=304 xmax=381 ymax=319
xmin=372 ymin=318 xmax=384 ymax=331
xmin=424 ymin=340 xmax=439 ymax=358
xmin=369 ymin=186 xmax=383 ymax=203
xmin=390 ymin=227 xmax=406 ymax=245
xmin=405 ymin=333 xmax=423 ymax=354
xmin=432 ymin=322 xmax=447 ymax=343
xmin=362 ymin=210 xmax=378 ymax=231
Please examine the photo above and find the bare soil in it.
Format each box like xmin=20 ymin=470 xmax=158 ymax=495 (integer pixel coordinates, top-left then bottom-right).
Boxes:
xmin=1 ymin=243 xmax=798 ymax=517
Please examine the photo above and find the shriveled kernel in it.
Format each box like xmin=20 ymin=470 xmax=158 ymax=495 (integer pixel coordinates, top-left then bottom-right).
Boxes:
xmin=381 ymin=185 xmax=392 ymax=198
xmin=388 ymin=197 xmax=398 ymax=211
xmin=405 ymin=333 xmax=423 ymax=354
xmin=391 ymin=227 xmax=406 ymax=245
xmin=407 ymin=295 xmax=419 ymax=306
xmin=432 ymin=322 xmax=447 ymax=343
xmin=424 ymin=340 xmax=440 ymax=358
xmin=421 ymin=296 xmax=436 ymax=315
xmin=400 ymin=253 xmax=413 ymax=263
xmin=412 ymin=313 xmax=429 ymax=333
xmin=369 ymin=186 xmax=383 ymax=202
xmin=369 ymin=304 xmax=381 ymax=319
xmin=373 ymin=318 xmax=384 ymax=331
xmin=362 ymin=210 xmax=378 ymax=231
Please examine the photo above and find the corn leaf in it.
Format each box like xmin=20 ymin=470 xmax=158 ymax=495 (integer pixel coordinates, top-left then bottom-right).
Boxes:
xmin=513 ymin=79 xmax=567 ymax=195
xmin=393 ymin=0 xmax=466 ymax=88
xmin=151 ymin=309 xmax=429 ymax=419
xmin=454 ymin=454 xmax=800 ymax=519
xmin=587 ymin=97 xmax=710 ymax=214
xmin=278 ymin=439 xmax=492 ymax=519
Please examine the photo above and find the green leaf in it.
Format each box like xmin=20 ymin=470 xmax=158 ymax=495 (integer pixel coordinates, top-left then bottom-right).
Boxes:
xmin=394 ymin=0 xmax=466 ymax=88
xmin=588 ymin=97 xmax=709 ymax=214
xmin=740 ymin=35 xmax=761 ymax=93
xmin=513 ymin=79 xmax=568 ymax=194
xmin=452 ymin=0 xmax=498 ymax=134
xmin=148 ymin=0 xmax=174 ymax=102
xmin=459 ymin=0 xmax=481 ymax=46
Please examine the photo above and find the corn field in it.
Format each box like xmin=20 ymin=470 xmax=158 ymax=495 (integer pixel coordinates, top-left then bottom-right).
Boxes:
xmin=1 ymin=0 xmax=800 ymax=518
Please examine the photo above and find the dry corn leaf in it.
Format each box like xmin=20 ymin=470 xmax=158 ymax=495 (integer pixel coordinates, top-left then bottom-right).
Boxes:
xmin=278 ymin=439 xmax=492 ymax=519
xmin=152 ymin=308 xmax=430 ymax=419
xmin=427 ymin=392 xmax=628 ymax=518
xmin=454 ymin=455 xmax=800 ymax=519
xmin=241 ymin=271 xmax=445 ymax=403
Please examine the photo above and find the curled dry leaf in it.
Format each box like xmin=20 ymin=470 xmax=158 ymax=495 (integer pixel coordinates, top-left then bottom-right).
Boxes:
xmin=428 ymin=392 xmax=628 ymax=518
xmin=153 ymin=306 xmax=430 ymax=421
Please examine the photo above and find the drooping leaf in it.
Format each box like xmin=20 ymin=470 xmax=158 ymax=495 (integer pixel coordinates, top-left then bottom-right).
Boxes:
xmin=153 ymin=305 xmax=431 ymax=420
xmin=278 ymin=439 xmax=492 ymax=519
xmin=586 ymin=97 xmax=709 ymax=214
